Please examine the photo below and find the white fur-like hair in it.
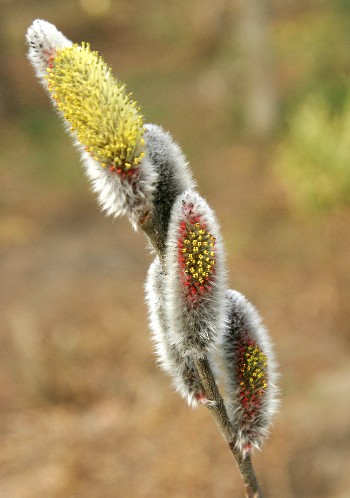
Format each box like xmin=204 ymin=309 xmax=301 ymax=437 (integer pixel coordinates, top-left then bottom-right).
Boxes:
xmin=220 ymin=289 xmax=279 ymax=456
xmin=164 ymin=190 xmax=227 ymax=358
xmin=26 ymin=19 xmax=72 ymax=83
xmin=145 ymin=257 xmax=204 ymax=407
xmin=144 ymin=124 xmax=195 ymax=193
xmin=81 ymin=151 xmax=157 ymax=230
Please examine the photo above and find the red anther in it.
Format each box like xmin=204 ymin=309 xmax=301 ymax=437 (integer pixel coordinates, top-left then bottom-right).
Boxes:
xmin=116 ymin=168 xmax=122 ymax=175
xmin=47 ymin=55 xmax=54 ymax=67
xmin=195 ymin=393 xmax=211 ymax=405
xmin=243 ymin=443 xmax=253 ymax=453
xmin=109 ymin=166 xmax=116 ymax=172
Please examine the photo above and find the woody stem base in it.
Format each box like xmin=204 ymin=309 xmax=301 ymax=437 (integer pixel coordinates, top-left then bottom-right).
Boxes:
xmin=194 ymin=357 xmax=263 ymax=498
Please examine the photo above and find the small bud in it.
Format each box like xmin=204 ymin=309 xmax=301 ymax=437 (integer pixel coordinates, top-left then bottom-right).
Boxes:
xmin=144 ymin=124 xmax=194 ymax=195
xmin=221 ymin=290 xmax=279 ymax=456
xmin=141 ymin=124 xmax=195 ymax=252
xmin=164 ymin=190 xmax=226 ymax=358
xmin=145 ymin=257 xmax=204 ymax=406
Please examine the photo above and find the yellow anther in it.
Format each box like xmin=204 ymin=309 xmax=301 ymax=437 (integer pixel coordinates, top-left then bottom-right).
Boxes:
xmin=46 ymin=43 xmax=144 ymax=169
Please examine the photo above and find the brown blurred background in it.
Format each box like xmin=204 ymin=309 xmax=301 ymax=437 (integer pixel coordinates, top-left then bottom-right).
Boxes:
xmin=1 ymin=1 xmax=350 ymax=497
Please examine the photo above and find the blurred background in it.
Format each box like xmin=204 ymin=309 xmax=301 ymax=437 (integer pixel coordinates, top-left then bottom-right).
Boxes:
xmin=1 ymin=0 xmax=350 ymax=497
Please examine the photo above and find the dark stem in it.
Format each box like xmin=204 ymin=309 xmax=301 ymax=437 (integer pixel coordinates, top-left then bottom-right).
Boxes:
xmin=195 ymin=357 xmax=263 ymax=498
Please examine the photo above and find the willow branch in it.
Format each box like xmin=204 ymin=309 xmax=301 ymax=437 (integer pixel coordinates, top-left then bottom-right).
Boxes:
xmin=141 ymin=216 xmax=263 ymax=497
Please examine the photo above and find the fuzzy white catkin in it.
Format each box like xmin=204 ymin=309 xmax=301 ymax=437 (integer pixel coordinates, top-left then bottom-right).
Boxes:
xmin=139 ymin=124 xmax=196 ymax=248
xmin=164 ymin=190 xmax=227 ymax=358
xmin=26 ymin=19 xmax=157 ymax=230
xmin=26 ymin=21 xmax=198 ymax=232
xmin=82 ymin=123 xmax=196 ymax=230
xmin=144 ymin=124 xmax=195 ymax=194
xmin=220 ymin=289 xmax=279 ymax=455
xmin=145 ymin=257 xmax=204 ymax=407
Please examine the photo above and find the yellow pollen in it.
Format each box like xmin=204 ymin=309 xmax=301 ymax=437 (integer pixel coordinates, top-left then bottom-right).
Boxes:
xmin=46 ymin=43 xmax=145 ymax=170
xmin=239 ymin=341 xmax=269 ymax=395
xmin=180 ymin=219 xmax=216 ymax=289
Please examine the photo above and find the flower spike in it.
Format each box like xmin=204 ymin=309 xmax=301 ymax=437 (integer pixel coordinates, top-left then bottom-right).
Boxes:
xmin=45 ymin=42 xmax=145 ymax=174
xmin=145 ymin=257 xmax=205 ymax=407
xmin=164 ymin=190 xmax=226 ymax=358
xmin=26 ymin=19 xmax=157 ymax=229
xmin=221 ymin=290 xmax=279 ymax=457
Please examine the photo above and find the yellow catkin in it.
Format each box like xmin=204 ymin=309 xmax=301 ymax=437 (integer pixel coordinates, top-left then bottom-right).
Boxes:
xmin=45 ymin=43 xmax=145 ymax=171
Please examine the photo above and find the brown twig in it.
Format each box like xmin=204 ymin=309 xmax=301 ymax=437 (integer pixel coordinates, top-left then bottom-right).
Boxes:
xmin=195 ymin=357 xmax=263 ymax=498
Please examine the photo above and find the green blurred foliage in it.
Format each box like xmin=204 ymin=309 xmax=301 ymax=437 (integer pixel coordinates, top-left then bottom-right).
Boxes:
xmin=275 ymin=7 xmax=350 ymax=118
xmin=272 ymin=4 xmax=350 ymax=214
xmin=273 ymin=93 xmax=350 ymax=212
